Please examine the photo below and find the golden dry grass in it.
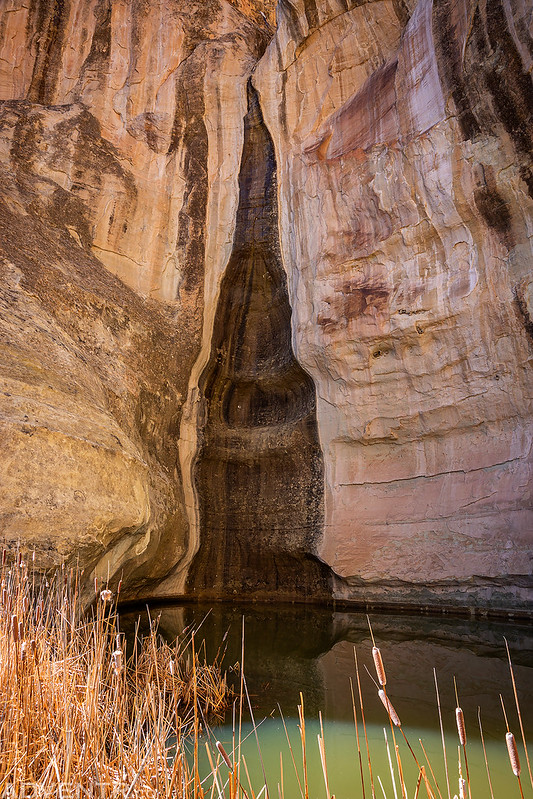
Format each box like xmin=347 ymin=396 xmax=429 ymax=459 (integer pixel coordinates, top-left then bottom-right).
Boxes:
xmin=0 ymin=555 xmax=230 ymax=797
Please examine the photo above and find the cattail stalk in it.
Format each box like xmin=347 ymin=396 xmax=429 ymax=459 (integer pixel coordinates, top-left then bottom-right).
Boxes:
xmin=373 ymin=647 xmax=386 ymax=687
xmin=354 ymin=649 xmax=375 ymax=799
xmin=506 ymin=732 xmax=521 ymax=777
xmin=379 ymin=690 xmax=401 ymax=727
xmin=455 ymin=708 xmax=466 ymax=747
xmin=216 ymin=740 xmax=233 ymax=771
xmin=505 ymin=638 xmax=533 ymax=790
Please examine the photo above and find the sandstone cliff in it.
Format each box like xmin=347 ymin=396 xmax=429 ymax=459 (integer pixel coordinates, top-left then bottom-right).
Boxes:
xmin=0 ymin=0 xmax=531 ymax=610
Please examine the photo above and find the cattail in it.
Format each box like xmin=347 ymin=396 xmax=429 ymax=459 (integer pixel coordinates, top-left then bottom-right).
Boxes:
xmin=2 ymin=549 xmax=5 ymax=565
xmin=216 ymin=741 xmax=233 ymax=770
xmin=456 ymin=707 xmax=466 ymax=746
xmin=378 ymin=689 xmax=401 ymax=726
xmin=11 ymin=614 xmax=18 ymax=643
xmin=459 ymin=777 xmax=466 ymax=798
xmin=372 ymin=646 xmax=386 ymax=686
xmin=18 ymin=620 xmax=23 ymax=640
xmin=20 ymin=641 xmax=27 ymax=662
xmin=506 ymin=731 xmax=521 ymax=777
xmin=169 ymin=659 xmax=175 ymax=677
xmin=117 ymin=579 xmax=122 ymax=595
xmin=94 ymin=577 xmax=98 ymax=594
xmin=100 ymin=589 xmax=113 ymax=603
xmin=112 ymin=648 xmax=123 ymax=675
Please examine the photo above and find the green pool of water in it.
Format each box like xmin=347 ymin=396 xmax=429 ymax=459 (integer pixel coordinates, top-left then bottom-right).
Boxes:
xmin=121 ymin=604 xmax=533 ymax=798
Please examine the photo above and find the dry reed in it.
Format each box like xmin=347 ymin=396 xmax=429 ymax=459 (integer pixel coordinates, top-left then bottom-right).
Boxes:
xmin=0 ymin=554 xmax=230 ymax=798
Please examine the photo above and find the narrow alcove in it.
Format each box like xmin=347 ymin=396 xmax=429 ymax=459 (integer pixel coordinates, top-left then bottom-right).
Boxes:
xmin=186 ymin=86 xmax=331 ymax=600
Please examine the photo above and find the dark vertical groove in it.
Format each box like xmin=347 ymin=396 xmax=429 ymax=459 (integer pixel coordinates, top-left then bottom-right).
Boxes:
xmin=187 ymin=85 xmax=331 ymax=602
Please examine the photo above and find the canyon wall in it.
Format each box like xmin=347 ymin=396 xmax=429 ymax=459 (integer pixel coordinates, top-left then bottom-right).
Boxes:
xmin=0 ymin=0 xmax=531 ymax=609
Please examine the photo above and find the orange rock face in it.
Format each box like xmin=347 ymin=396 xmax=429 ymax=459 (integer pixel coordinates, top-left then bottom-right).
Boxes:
xmin=0 ymin=0 xmax=531 ymax=608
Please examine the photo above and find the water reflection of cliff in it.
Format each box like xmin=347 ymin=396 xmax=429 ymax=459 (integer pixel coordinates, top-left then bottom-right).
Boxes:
xmin=120 ymin=604 xmax=533 ymax=734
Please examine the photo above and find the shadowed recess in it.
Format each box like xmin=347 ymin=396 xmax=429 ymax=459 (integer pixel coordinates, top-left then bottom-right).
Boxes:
xmin=186 ymin=85 xmax=331 ymax=601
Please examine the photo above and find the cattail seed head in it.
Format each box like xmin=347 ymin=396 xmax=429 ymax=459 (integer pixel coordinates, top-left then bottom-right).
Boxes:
xmin=378 ymin=689 xmax=401 ymax=726
xmin=117 ymin=579 xmax=122 ymax=595
xmin=20 ymin=641 xmax=27 ymax=662
xmin=11 ymin=614 xmax=18 ymax=643
xmin=372 ymin=646 xmax=386 ymax=686
xmin=112 ymin=648 xmax=123 ymax=675
xmin=459 ymin=777 xmax=466 ymax=799
xmin=18 ymin=620 xmax=23 ymax=640
xmin=100 ymin=589 xmax=113 ymax=603
xmin=506 ymin=732 xmax=521 ymax=777
xmin=216 ymin=741 xmax=233 ymax=770
xmin=169 ymin=659 xmax=175 ymax=677
xmin=2 ymin=549 xmax=5 ymax=565
xmin=94 ymin=577 xmax=98 ymax=594
xmin=456 ymin=707 xmax=466 ymax=746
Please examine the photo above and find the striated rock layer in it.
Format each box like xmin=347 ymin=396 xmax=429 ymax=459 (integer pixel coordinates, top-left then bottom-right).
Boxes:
xmin=0 ymin=0 xmax=273 ymax=601
xmin=254 ymin=0 xmax=533 ymax=608
xmin=0 ymin=0 xmax=531 ymax=609
xmin=186 ymin=86 xmax=331 ymax=602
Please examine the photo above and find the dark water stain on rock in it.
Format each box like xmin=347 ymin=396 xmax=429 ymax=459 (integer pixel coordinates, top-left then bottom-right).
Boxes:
xmin=187 ymin=86 xmax=331 ymax=602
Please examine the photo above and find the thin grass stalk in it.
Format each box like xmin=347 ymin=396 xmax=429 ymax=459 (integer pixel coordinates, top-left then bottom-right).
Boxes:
xmin=418 ymin=739 xmax=443 ymax=799
xmin=434 ymin=669 xmax=450 ymax=799
xmin=317 ymin=727 xmax=330 ymax=799
xmin=244 ymin=674 xmax=269 ymax=799
xmin=242 ymin=755 xmax=256 ymax=799
xmin=298 ymin=694 xmax=309 ymax=799
xmin=383 ymin=728 xmax=398 ymax=799
xmin=350 ymin=677 xmax=366 ymax=799
xmin=277 ymin=704 xmax=304 ymax=799
xmin=413 ymin=770 xmax=423 ymax=799
xmin=354 ymin=649 xmax=375 ymax=799
xmin=380 ymin=688 xmax=406 ymax=799
xmin=395 ymin=744 xmax=408 ymax=799
xmin=477 ymin=708 xmax=494 ymax=799
xmin=378 ymin=775 xmax=388 ymax=799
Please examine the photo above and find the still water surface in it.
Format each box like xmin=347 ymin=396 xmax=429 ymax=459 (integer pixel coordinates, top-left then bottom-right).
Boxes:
xmin=121 ymin=604 xmax=533 ymax=798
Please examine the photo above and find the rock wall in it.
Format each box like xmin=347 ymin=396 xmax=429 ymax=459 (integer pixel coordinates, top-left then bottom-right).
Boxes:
xmin=0 ymin=0 xmax=531 ymax=609
xmin=0 ymin=0 xmax=273 ymax=600
xmin=255 ymin=0 xmax=533 ymax=608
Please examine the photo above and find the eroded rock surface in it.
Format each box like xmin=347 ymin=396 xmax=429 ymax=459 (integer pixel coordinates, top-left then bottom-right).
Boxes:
xmin=186 ymin=87 xmax=331 ymax=601
xmin=0 ymin=0 xmax=272 ymax=599
xmin=255 ymin=0 xmax=533 ymax=605
xmin=0 ymin=0 xmax=531 ymax=609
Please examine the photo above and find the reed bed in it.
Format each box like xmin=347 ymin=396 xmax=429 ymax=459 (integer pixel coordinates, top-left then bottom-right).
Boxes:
xmin=0 ymin=554 xmax=230 ymax=798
